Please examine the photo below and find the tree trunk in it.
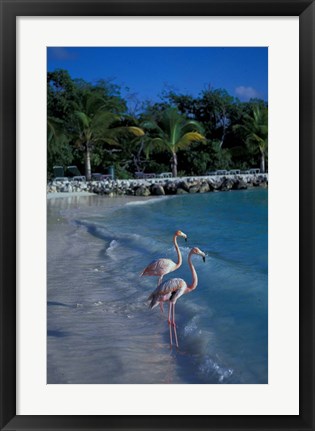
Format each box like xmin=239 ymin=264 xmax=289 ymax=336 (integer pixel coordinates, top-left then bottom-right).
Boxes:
xmin=84 ymin=144 xmax=92 ymax=180
xmin=171 ymin=152 xmax=178 ymax=177
xmin=219 ymin=114 xmax=227 ymax=148
xmin=133 ymin=139 xmax=144 ymax=172
xmin=260 ymin=152 xmax=265 ymax=173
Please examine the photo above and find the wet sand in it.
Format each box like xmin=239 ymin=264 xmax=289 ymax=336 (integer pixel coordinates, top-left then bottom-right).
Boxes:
xmin=47 ymin=194 xmax=178 ymax=384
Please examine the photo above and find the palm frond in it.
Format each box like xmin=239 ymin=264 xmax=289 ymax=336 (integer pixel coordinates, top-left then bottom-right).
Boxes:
xmin=75 ymin=111 xmax=91 ymax=129
xmin=91 ymin=111 xmax=119 ymax=130
xmin=259 ymin=141 xmax=268 ymax=154
xmin=47 ymin=117 xmax=69 ymax=145
xmin=85 ymin=93 xmax=106 ymax=116
xmin=141 ymin=120 xmax=164 ymax=136
xmin=144 ymin=137 xmax=168 ymax=158
xmin=175 ymin=132 xmax=206 ymax=151
xmin=163 ymin=108 xmax=181 ymax=137
xmin=125 ymin=126 xmax=145 ymax=137
xmin=181 ymin=120 xmax=205 ymax=135
xmin=98 ymin=137 xmax=121 ymax=146
xmin=247 ymin=133 xmax=264 ymax=144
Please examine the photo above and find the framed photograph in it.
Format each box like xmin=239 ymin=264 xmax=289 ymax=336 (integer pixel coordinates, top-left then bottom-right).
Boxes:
xmin=1 ymin=1 xmax=314 ymax=430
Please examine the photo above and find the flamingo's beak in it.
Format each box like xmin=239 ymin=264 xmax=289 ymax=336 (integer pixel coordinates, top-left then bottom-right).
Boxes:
xmin=185 ymin=236 xmax=187 ymax=242
xmin=202 ymin=255 xmax=206 ymax=262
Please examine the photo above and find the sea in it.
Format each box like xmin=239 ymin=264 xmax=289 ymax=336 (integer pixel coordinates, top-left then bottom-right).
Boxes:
xmin=47 ymin=188 xmax=268 ymax=384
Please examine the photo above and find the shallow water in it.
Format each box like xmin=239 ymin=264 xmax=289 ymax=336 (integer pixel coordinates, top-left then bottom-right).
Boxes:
xmin=47 ymin=189 xmax=268 ymax=384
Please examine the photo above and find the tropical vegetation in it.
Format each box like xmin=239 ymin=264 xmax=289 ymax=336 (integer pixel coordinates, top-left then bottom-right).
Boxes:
xmin=47 ymin=69 xmax=268 ymax=179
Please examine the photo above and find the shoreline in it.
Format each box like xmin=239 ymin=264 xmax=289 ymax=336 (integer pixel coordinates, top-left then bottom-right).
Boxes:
xmin=47 ymin=193 xmax=161 ymax=226
xmin=47 ymin=173 xmax=268 ymax=197
xmin=47 ymin=192 xmax=179 ymax=383
xmin=47 ymin=192 xmax=158 ymax=207
xmin=47 ymin=191 xmax=96 ymax=199
xmin=47 ymin=187 xmax=268 ymax=384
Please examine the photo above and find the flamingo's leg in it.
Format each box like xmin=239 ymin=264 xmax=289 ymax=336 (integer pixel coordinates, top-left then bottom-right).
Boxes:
xmin=158 ymin=276 xmax=164 ymax=313
xmin=168 ymin=302 xmax=173 ymax=347
xmin=172 ymin=302 xmax=179 ymax=348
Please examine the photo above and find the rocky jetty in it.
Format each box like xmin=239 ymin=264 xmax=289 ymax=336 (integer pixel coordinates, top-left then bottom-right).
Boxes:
xmin=47 ymin=174 xmax=268 ymax=197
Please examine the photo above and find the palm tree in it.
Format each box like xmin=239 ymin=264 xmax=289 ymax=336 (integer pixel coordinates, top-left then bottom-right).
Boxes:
xmin=142 ymin=108 xmax=206 ymax=177
xmin=236 ymin=105 xmax=268 ymax=173
xmin=74 ymin=92 xmax=144 ymax=180
xmin=47 ymin=116 xmax=66 ymax=145
xmin=47 ymin=116 xmax=72 ymax=175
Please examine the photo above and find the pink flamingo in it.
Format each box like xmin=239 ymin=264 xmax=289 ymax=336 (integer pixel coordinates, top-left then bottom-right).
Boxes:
xmin=148 ymin=247 xmax=206 ymax=348
xmin=140 ymin=230 xmax=187 ymax=311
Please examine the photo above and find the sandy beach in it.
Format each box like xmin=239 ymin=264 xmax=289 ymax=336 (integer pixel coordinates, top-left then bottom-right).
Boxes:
xmin=47 ymin=191 xmax=96 ymax=199
xmin=47 ymin=193 xmax=181 ymax=384
xmin=47 ymin=189 xmax=268 ymax=384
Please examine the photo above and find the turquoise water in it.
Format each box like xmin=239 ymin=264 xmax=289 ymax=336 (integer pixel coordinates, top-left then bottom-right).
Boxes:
xmin=47 ymin=188 xmax=268 ymax=384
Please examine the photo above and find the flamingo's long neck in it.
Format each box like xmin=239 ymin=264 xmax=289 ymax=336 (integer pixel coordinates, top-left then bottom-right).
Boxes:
xmin=173 ymin=234 xmax=182 ymax=268
xmin=187 ymin=252 xmax=198 ymax=292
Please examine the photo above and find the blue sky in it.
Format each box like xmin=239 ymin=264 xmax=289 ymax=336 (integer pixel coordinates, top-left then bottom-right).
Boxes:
xmin=47 ymin=47 xmax=268 ymax=104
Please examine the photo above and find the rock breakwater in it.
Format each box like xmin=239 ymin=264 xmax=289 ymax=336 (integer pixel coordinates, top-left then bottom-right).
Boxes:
xmin=47 ymin=174 xmax=268 ymax=197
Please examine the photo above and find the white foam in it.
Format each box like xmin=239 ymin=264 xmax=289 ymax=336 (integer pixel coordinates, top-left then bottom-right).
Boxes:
xmin=183 ymin=316 xmax=198 ymax=335
xmin=125 ymin=196 xmax=176 ymax=206
xmin=199 ymin=356 xmax=234 ymax=383
xmin=106 ymin=240 xmax=119 ymax=258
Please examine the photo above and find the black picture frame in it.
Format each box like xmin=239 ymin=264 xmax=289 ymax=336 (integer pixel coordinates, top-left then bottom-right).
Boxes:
xmin=1 ymin=1 xmax=314 ymax=430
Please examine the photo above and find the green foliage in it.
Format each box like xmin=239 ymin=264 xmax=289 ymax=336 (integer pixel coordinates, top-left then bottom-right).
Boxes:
xmin=142 ymin=107 xmax=206 ymax=176
xmin=47 ymin=116 xmax=73 ymax=174
xmin=113 ymin=165 xmax=132 ymax=179
xmin=233 ymin=105 xmax=268 ymax=172
xmin=47 ymin=68 xmax=268 ymax=179
xmin=180 ymin=147 xmax=211 ymax=176
xmin=207 ymin=140 xmax=232 ymax=171
xmin=48 ymin=70 xmax=144 ymax=179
